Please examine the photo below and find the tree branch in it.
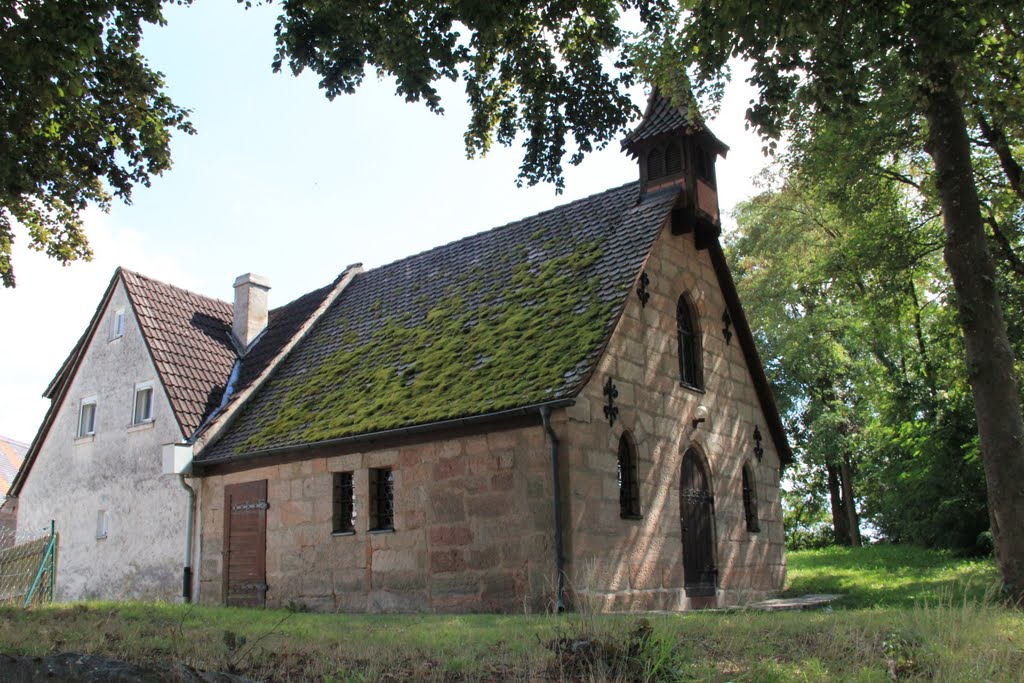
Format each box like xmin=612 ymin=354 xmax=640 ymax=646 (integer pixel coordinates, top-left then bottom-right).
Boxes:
xmin=974 ymin=110 xmax=1024 ymax=201
xmin=983 ymin=211 xmax=1024 ymax=279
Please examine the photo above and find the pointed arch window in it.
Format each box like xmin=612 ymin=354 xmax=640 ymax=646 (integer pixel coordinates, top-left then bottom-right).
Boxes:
xmin=677 ymin=295 xmax=703 ymax=389
xmin=742 ymin=464 xmax=760 ymax=532
xmin=617 ymin=432 xmax=641 ymax=519
xmin=665 ymin=142 xmax=683 ymax=175
xmin=647 ymin=147 xmax=665 ymax=181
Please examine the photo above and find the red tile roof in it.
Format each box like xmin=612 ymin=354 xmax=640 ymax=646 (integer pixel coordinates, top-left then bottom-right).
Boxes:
xmin=0 ymin=436 xmax=27 ymax=497
xmin=121 ymin=270 xmax=237 ymax=436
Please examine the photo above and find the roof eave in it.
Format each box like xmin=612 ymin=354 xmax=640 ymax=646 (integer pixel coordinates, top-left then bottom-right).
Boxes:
xmin=193 ymin=397 xmax=577 ymax=471
xmin=707 ymin=241 xmax=794 ymax=466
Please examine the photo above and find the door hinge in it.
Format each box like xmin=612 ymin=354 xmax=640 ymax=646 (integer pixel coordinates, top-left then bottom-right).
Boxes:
xmin=235 ymin=582 xmax=268 ymax=592
xmin=232 ymin=500 xmax=269 ymax=512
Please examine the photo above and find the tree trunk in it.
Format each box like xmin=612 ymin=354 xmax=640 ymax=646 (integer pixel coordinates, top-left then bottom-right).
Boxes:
xmin=840 ymin=456 xmax=862 ymax=547
xmin=827 ymin=463 xmax=850 ymax=545
xmin=923 ymin=63 xmax=1024 ymax=601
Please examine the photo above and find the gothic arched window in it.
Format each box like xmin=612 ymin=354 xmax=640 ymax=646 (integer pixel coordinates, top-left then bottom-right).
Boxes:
xmin=742 ymin=464 xmax=760 ymax=532
xmin=677 ymin=295 xmax=703 ymax=389
xmin=617 ymin=432 xmax=641 ymax=518
xmin=647 ymin=147 xmax=665 ymax=181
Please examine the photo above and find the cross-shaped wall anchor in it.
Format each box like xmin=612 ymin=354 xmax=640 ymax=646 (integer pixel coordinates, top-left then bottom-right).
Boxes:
xmin=636 ymin=271 xmax=651 ymax=308
xmin=603 ymin=377 xmax=619 ymax=427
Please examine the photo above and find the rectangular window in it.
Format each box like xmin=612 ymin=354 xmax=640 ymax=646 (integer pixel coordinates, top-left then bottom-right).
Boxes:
xmin=110 ymin=309 xmax=125 ymax=340
xmin=132 ymin=382 xmax=153 ymax=424
xmin=369 ymin=468 xmax=394 ymax=531
xmin=96 ymin=510 xmax=108 ymax=539
xmin=332 ymin=472 xmax=356 ymax=534
xmin=78 ymin=398 xmax=97 ymax=437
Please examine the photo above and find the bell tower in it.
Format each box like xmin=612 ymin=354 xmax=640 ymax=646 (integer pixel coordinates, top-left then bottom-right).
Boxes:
xmin=622 ymin=89 xmax=729 ymax=248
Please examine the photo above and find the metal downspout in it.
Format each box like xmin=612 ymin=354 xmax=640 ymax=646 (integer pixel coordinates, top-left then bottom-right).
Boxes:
xmin=178 ymin=474 xmax=196 ymax=602
xmin=540 ymin=406 xmax=566 ymax=612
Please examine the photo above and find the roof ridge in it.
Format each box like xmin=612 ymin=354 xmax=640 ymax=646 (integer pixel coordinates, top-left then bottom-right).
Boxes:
xmin=120 ymin=267 xmax=232 ymax=308
xmin=360 ymin=181 xmax=639 ymax=277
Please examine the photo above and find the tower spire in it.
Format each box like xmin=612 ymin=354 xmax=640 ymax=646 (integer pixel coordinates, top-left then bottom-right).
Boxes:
xmin=622 ymin=88 xmax=729 ymax=248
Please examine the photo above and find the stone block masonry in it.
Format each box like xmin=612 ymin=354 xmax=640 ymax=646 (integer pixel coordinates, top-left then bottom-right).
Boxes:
xmin=198 ymin=423 xmax=559 ymax=613
xmin=562 ymin=221 xmax=786 ymax=611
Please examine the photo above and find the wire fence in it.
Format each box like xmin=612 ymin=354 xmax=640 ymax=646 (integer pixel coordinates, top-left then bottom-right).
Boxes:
xmin=0 ymin=522 xmax=57 ymax=607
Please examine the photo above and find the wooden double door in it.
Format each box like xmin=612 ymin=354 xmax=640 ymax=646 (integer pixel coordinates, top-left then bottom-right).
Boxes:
xmin=680 ymin=449 xmax=717 ymax=597
xmin=223 ymin=480 xmax=268 ymax=607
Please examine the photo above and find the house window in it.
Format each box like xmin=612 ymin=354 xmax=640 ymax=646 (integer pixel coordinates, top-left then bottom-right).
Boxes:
xmin=369 ymin=468 xmax=394 ymax=531
xmin=742 ymin=465 xmax=760 ymax=532
xmin=110 ymin=309 xmax=125 ymax=340
xmin=677 ymin=295 xmax=703 ymax=389
xmin=617 ymin=432 xmax=641 ymax=519
xmin=78 ymin=397 xmax=97 ymax=437
xmin=132 ymin=382 xmax=153 ymax=424
xmin=332 ymin=472 xmax=356 ymax=534
xmin=96 ymin=510 xmax=108 ymax=539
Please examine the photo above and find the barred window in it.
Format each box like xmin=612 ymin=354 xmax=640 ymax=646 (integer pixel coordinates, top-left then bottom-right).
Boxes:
xmin=677 ymin=295 xmax=703 ymax=389
xmin=618 ymin=432 xmax=641 ymax=519
xmin=332 ymin=472 xmax=355 ymax=534
xmin=369 ymin=468 xmax=394 ymax=531
xmin=742 ymin=465 xmax=760 ymax=532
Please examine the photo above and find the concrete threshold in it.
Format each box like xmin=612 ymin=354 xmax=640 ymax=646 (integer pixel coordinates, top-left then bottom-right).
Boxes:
xmin=744 ymin=593 xmax=842 ymax=611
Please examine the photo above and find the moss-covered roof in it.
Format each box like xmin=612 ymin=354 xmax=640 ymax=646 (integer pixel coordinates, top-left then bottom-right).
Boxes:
xmin=200 ymin=182 xmax=680 ymax=460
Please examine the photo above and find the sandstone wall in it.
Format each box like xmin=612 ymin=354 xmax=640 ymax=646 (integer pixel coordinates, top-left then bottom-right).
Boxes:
xmin=562 ymin=220 xmax=786 ymax=611
xmin=198 ymin=425 xmax=560 ymax=612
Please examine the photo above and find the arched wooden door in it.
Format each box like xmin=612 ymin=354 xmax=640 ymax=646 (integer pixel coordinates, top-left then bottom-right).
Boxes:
xmin=680 ymin=449 xmax=717 ymax=597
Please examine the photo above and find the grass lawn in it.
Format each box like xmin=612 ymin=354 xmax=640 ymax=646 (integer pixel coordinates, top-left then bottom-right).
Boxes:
xmin=783 ymin=543 xmax=1002 ymax=609
xmin=0 ymin=545 xmax=1020 ymax=681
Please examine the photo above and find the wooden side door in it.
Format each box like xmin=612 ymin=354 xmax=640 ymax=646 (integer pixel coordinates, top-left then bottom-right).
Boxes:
xmin=223 ymin=480 xmax=268 ymax=607
xmin=680 ymin=449 xmax=717 ymax=597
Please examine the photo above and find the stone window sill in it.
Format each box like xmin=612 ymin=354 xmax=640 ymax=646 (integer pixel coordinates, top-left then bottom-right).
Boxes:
xmin=331 ymin=531 xmax=356 ymax=537
xmin=369 ymin=528 xmax=395 ymax=535
xmin=128 ymin=420 xmax=155 ymax=433
xmin=74 ymin=434 xmax=95 ymax=444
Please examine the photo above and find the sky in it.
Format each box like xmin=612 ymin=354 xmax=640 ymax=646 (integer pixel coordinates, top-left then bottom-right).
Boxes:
xmin=0 ymin=2 xmax=772 ymax=444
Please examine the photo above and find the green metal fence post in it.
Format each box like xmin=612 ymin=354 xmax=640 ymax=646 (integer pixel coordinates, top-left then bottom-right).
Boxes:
xmin=48 ymin=520 xmax=56 ymax=601
xmin=24 ymin=521 xmax=57 ymax=608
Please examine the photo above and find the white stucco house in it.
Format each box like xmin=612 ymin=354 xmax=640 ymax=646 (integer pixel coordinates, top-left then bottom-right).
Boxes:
xmin=8 ymin=268 xmax=341 ymax=600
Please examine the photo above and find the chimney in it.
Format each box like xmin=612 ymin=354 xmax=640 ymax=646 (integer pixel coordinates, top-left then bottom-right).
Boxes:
xmin=233 ymin=273 xmax=271 ymax=351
